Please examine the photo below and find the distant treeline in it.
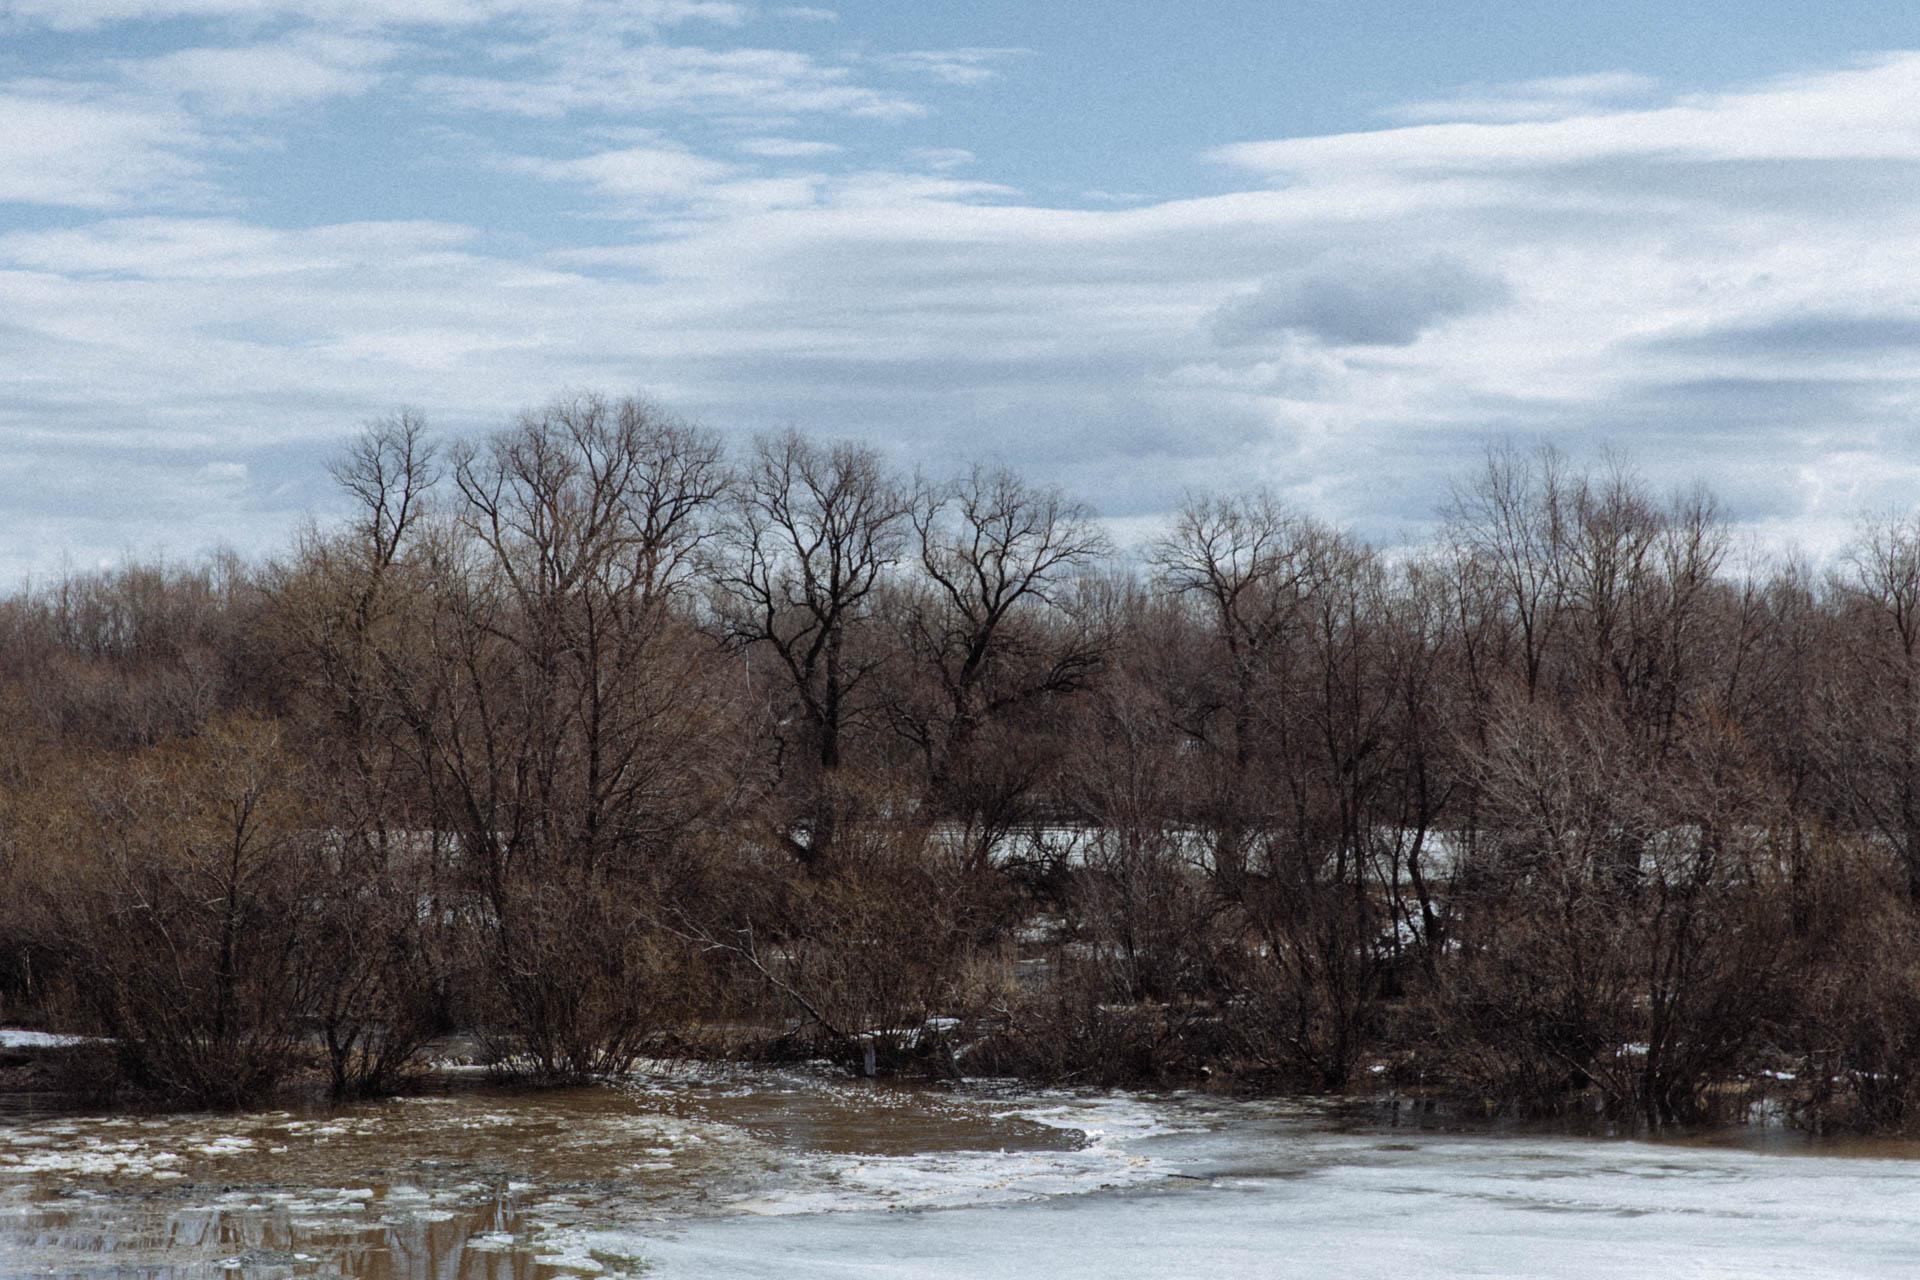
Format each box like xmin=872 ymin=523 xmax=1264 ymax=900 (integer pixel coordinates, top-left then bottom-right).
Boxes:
xmin=5 ymin=394 xmax=1920 ymax=1131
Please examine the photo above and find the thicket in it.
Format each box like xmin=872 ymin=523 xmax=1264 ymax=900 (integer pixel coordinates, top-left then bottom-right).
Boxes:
xmin=4 ymin=395 xmax=1920 ymax=1132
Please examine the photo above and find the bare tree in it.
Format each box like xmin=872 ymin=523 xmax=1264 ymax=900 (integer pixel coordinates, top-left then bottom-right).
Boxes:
xmin=1443 ymin=445 xmax=1571 ymax=702
xmin=268 ymin=414 xmax=446 ymax=1097
xmin=1830 ymin=512 xmax=1920 ymax=900
xmin=712 ymin=430 xmax=909 ymax=865
xmin=891 ymin=464 xmax=1111 ymax=865
xmin=414 ymin=394 xmax=738 ymax=1079
xmin=1151 ymin=491 xmax=1322 ymax=890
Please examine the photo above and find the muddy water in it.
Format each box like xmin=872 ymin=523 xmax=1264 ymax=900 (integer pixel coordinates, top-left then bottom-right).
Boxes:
xmin=0 ymin=1067 xmax=1091 ymax=1279
xmin=6 ymin=1073 xmax=1920 ymax=1278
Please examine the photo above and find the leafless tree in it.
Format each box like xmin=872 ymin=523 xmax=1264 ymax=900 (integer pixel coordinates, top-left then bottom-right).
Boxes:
xmin=711 ymin=430 xmax=910 ymax=865
xmin=1830 ymin=512 xmax=1920 ymax=900
xmin=414 ymin=395 xmax=740 ymax=1079
xmin=1443 ymin=444 xmax=1571 ymax=702
xmin=268 ymin=414 xmax=447 ymax=1096
xmin=1151 ymin=491 xmax=1323 ymax=890
xmin=890 ymin=464 xmax=1111 ymax=866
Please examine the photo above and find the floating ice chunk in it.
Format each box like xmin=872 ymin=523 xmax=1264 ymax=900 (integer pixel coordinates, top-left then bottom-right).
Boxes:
xmin=195 ymin=1137 xmax=255 ymax=1156
xmin=468 ymin=1232 xmax=519 ymax=1251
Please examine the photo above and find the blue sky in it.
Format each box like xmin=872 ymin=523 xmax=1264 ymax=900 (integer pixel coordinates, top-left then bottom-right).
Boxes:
xmin=3 ymin=1 xmax=1920 ymax=573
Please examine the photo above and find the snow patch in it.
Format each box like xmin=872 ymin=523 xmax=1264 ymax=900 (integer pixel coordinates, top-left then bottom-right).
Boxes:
xmin=0 ymin=1028 xmax=91 ymax=1049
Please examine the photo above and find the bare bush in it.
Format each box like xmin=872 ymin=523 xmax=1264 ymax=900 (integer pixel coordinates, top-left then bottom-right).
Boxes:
xmin=36 ymin=718 xmax=319 ymax=1106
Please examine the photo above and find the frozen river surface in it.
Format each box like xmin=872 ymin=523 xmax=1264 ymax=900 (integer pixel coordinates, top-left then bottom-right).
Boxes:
xmin=3 ymin=1065 xmax=1919 ymax=1278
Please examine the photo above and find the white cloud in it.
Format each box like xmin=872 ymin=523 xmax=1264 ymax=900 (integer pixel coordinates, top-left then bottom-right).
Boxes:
xmin=905 ymin=147 xmax=974 ymax=172
xmin=0 ymin=0 xmax=747 ymax=32
xmin=0 ymin=87 xmax=206 ymax=207
xmin=506 ymin=144 xmax=735 ymax=202
xmin=121 ymin=33 xmax=395 ymax=113
xmin=0 ymin=217 xmax=475 ymax=277
xmin=879 ymin=47 xmax=1029 ymax=87
xmin=735 ymin=136 xmax=843 ymax=158
xmin=1213 ymin=53 xmax=1920 ymax=175
xmin=1390 ymin=70 xmax=1660 ymax=123
xmin=420 ymin=38 xmax=924 ymax=120
xmin=1519 ymin=71 xmax=1661 ymax=98
xmin=7 ymin=35 xmax=1920 ymax=572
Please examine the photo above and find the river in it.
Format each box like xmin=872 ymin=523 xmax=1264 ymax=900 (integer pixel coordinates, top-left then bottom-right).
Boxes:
xmin=3 ymin=1063 xmax=1918 ymax=1278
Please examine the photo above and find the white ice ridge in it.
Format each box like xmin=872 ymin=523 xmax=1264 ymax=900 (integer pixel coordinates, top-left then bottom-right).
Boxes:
xmin=702 ymin=1090 xmax=1192 ymax=1218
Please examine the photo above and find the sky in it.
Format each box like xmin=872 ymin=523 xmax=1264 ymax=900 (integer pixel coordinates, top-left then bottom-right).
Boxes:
xmin=4 ymin=1 xmax=1920 ymax=575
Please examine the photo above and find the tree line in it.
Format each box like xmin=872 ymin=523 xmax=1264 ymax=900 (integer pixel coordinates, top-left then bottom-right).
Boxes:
xmin=3 ymin=394 xmax=1919 ymax=1131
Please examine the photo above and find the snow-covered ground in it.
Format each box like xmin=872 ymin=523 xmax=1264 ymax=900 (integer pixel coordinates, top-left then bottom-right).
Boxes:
xmin=0 ymin=1028 xmax=88 ymax=1049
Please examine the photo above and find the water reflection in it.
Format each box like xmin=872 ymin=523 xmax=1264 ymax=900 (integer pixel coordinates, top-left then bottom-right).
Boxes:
xmin=10 ymin=1189 xmax=565 ymax=1279
xmin=0 ymin=1070 xmax=1079 ymax=1278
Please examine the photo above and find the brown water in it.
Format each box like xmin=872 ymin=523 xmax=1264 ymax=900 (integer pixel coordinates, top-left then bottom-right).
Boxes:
xmin=11 ymin=1071 xmax=1920 ymax=1279
xmin=0 ymin=1067 xmax=1083 ymax=1279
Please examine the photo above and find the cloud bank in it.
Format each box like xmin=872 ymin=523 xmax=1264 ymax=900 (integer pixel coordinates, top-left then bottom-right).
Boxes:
xmin=2 ymin=9 xmax=1919 ymax=573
